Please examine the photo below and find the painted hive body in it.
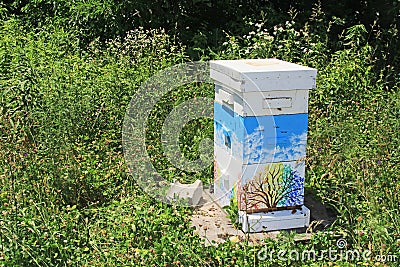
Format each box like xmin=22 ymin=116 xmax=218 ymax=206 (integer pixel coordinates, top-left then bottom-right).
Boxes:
xmin=211 ymin=59 xmax=317 ymax=232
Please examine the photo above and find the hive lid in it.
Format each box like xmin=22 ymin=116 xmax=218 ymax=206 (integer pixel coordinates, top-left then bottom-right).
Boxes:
xmin=210 ymin=59 xmax=317 ymax=92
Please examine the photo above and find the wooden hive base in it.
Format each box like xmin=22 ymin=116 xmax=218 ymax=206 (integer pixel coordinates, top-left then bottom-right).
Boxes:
xmin=239 ymin=206 xmax=310 ymax=233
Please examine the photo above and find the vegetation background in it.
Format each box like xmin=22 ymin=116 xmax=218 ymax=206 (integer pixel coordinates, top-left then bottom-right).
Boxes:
xmin=0 ymin=0 xmax=399 ymax=266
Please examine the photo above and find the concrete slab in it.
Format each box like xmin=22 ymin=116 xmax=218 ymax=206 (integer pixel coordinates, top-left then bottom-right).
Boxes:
xmin=167 ymin=180 xmax=203 ymax=206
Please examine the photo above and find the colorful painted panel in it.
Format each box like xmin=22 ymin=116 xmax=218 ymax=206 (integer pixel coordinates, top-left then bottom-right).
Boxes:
xmin=239 ymin=162 xmax=305 ymax=211
xmin=214 ymin=102 xmax=308 ymax=164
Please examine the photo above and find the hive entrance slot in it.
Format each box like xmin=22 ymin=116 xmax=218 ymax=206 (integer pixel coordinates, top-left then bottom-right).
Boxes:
xmin=263 ymin=97 xmax=292 ymax=109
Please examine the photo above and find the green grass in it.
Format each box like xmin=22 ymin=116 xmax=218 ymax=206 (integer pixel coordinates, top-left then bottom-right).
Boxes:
xmin=1 ymin=12 xmax=399 ymax=267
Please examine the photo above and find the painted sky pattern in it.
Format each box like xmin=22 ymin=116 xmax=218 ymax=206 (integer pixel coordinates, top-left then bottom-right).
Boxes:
xmin=214 ymin=101 xmax=307 ymax=210
xmin=214 ymin=102 xmax=308 ymax=164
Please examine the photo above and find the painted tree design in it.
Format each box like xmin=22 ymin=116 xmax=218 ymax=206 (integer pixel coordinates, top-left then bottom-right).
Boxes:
xmin=240 ymin=163 xmax=304 ymax=212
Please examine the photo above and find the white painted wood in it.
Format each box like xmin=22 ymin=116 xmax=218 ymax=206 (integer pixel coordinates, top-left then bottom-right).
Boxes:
xmin=210 ymin=59 xmax=317 ymax=92
xmin=215 ymin=85 xmax=309 ymax=116
xmin=239 ymin=206 xmax=310 ymax=232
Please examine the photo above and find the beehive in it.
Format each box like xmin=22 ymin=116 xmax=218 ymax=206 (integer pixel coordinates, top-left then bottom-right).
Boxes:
xmin=211 ymin=59 xmax=317 ymax=232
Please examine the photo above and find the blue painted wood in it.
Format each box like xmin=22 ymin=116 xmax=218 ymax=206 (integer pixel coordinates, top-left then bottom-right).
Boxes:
xmin=214 ymin=102 xmax=308 ymax=164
